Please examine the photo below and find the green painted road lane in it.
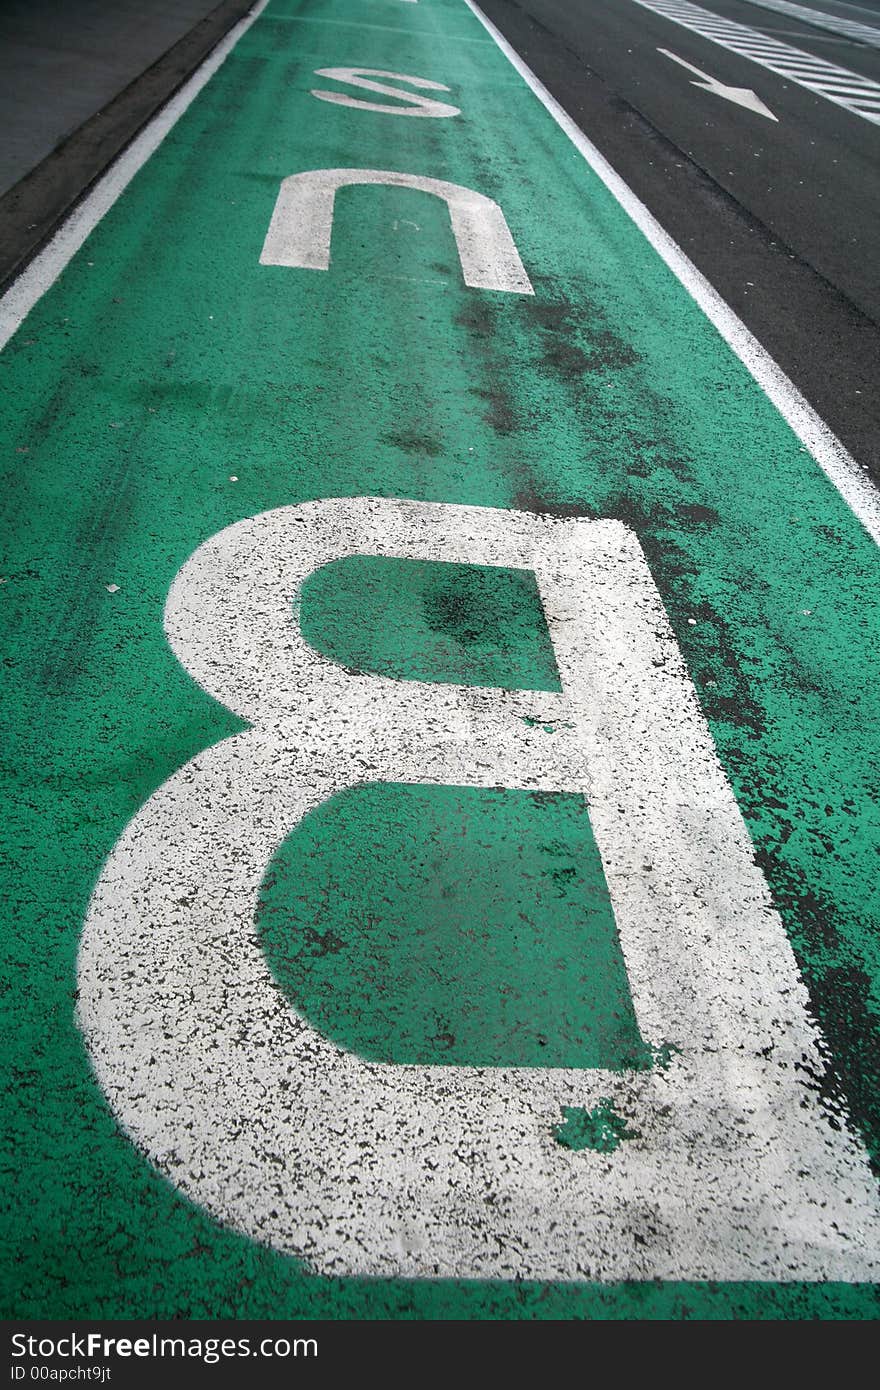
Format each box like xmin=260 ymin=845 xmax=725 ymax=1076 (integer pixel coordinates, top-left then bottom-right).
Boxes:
xmin=1 ymin=0 xmax=879 ymax=1317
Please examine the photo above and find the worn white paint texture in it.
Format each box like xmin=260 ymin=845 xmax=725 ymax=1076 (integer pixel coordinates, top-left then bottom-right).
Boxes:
xmin=78 ymin=498 xmax=880 ymax=1280
xmin=730 ymin=0 xmax=880 ymax=51
xmin=311 ymin=67 xmax=461 ymax=116
xmin=259 ymin=169 xmax=535 ymax=293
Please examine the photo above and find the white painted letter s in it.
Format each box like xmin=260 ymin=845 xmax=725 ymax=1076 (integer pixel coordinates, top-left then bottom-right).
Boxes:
xmin=311 ymin=67 xmax=460 ymax=117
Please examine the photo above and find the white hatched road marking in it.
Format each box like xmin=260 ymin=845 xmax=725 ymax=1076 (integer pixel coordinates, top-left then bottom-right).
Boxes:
xmin=739 ymin=0 xmax=880 ymax=51
xmin=631 ymin=0 xmax=880 ymax=121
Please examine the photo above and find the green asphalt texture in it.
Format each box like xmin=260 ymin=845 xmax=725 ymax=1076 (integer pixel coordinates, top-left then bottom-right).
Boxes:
xmin=1 ymin=0 xmax=879 ymax=1318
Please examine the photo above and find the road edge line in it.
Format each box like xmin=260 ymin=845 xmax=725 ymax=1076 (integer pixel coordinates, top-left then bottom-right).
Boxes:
xmin=0 ymin=0 xmax=269 ymax=354
xmin=463 ymin=0 xmax=880 ymax=546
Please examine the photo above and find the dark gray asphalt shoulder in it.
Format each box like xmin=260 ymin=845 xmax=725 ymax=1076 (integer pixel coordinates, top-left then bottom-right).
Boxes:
xmin=475 ymin=0 xmax=880 ymax=485
xmin=0 ymin=0 xmax=257 ymax=292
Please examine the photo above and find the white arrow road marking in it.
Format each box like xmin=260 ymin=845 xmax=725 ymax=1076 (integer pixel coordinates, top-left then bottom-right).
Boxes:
xmin=636 ymin=0 xmax=880 ymax=124
xmin=659 ymin=47 xmax=779 ymax=118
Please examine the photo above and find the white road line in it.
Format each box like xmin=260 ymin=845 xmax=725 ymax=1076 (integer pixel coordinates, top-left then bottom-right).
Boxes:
xmin=630 ymin=0 xmax=880 ymax=123
xmin=0 ymin=0 xmax=270 ymax=353
xmin=464 ymin=0 xmax=880 ymax=547
xmin=781 ymin=58 xmax=856 ymax=68
xmin=836 ymin=0 xmax=880 ymax=17
xmin=739 ymin=0 xmax=880 ymax=49
xmin=818 ymin=74 xmax=880 ymax=84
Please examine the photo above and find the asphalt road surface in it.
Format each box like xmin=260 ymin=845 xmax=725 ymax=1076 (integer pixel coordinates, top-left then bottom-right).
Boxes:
xmin=0 ymin=0 xmax=227 ymax=197
xmin=479 ymin=0 xmax=880 ymax=476
xmin=0 ymin=0 xmax=255 ymax=288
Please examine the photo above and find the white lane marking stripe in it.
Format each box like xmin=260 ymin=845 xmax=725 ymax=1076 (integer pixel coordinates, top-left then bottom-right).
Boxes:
xmin=770 ymin=63 xmax=878 ymax=80
xmin=0 ymin=0 xmax=271 ymax=352
xmin=464 ymin=0 xmax=880 ymax=546
xmin=738 ymin=43 xmax=821 ymax=54
xmin=738 ymin=0 xmax=880 ymax=50
xmin=766 ymin=52 xmax=860 ymax=64
xmin=812 ymin=77 xmax=880 ymax=88
xmin=629 ymin=0 xmax=880 ymax=120
xmin=777 ymin=60 xmax=863 ymax=70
